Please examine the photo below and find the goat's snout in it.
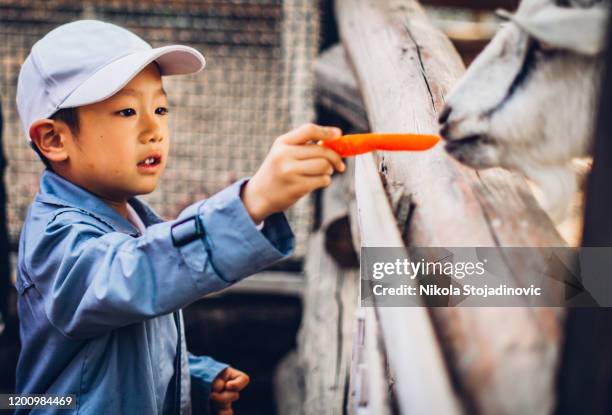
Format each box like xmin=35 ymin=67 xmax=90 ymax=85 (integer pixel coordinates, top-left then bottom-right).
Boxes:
xmin=438 ymin=106 xmax=452 ymax=140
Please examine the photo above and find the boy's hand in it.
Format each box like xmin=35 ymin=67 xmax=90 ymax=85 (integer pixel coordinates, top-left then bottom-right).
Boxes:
xmin=210 ymin=367 xmax=250 ymax=415
xmin=241 ymin=123 xmax=346 ymax=224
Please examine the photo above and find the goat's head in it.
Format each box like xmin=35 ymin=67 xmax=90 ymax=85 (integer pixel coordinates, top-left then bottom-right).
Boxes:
xmin=439 ymin=0 xmax=607 ymax=218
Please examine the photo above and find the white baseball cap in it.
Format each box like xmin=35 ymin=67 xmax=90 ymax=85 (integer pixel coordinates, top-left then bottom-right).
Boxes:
xmin=16 ymin=19 xmax=206 ymax=141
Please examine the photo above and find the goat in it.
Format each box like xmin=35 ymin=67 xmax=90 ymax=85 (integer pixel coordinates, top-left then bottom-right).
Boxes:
xmin=439 ymin=0 xmax=608 ymax=220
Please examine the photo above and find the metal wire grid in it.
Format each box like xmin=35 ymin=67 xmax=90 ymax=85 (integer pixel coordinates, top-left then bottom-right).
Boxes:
xmin=0 ymin=0 xmax=322 ymax=260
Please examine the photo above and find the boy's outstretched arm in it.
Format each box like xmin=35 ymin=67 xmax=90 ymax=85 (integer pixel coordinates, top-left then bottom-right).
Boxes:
xmin=23 ymin=177 xmax=293 ymax=340
xmin=20 ymin=123 xmax=341 ymax=341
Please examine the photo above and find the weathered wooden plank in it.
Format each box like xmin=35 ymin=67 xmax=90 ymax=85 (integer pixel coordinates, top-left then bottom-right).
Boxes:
xmin=274 ymin=229 xmax=358 ymax=415
xmin=335 ymin=0 xmax=565 ymax=414
xmin=296 ymin=231 xmax=359 ymax=415
xmin=274 ymin=351 xmax=304 ymax=415
xmin=353 ymin=152 xmax=462 ymax=415
xmin=285 ymin=160 xmax=361 ymax=415
xmin=323 ymin=33 xmax=462 ymax=415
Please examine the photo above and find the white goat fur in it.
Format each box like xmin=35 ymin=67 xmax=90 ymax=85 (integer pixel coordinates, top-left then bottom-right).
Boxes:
xmin=441 ymin=0 xmax=607 ymax=220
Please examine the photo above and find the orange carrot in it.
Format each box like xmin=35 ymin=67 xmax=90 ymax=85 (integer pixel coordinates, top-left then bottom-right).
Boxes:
xmin=321 ymin=133 xmax=439 ymax=157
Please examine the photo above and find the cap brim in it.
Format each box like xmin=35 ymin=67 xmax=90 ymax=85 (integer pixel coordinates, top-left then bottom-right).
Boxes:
xmin=59 ymin=45 xmax=205 ymax=108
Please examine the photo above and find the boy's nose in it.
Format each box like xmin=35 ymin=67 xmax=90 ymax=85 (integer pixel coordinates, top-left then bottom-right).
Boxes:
xmin=139 ymin=131 xmax=163 ymax=144
xmin=139 ymin=116 xmax=164 ymax=143
xmin=143 ymin=133 xmax=163 ymax=143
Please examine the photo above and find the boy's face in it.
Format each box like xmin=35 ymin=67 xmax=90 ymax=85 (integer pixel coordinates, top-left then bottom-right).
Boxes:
xmin=61 ymin=63 xmax=170 ymax=202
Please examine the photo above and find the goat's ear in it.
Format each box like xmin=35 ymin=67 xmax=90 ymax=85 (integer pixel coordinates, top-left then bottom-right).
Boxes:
xmin=510 ymin=6 xmax=608 ymax=55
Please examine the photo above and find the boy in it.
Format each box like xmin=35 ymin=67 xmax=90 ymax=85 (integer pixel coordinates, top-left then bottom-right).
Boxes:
xmin=14 ymin=20 xmax=344 ymax=414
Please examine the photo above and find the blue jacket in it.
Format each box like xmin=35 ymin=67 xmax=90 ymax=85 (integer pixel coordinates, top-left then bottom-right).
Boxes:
xmin=15 ymin=170 xmax=294 ymax=414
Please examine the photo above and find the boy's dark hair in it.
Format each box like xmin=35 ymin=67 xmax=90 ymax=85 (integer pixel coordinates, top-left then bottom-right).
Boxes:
xmin=31 ymin=107 xmax=80 ymax=170
xmin=50 ymin=107 xmax=80 ymax=136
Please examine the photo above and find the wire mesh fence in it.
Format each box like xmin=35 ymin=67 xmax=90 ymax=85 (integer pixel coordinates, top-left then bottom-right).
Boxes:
xmin=0 ymin=0 xmax=322 ymax=261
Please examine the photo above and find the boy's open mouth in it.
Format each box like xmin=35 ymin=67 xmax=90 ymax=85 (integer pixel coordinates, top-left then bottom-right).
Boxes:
xmin=137 ymin=153 xmax=162 ymax=168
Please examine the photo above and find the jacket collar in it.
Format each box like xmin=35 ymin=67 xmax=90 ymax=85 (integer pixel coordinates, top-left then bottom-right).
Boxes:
xmin=35 ymin=169 xmax=164 ymax=236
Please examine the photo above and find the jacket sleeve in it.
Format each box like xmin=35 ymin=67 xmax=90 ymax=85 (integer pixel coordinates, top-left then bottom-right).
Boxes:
xmin=188 ymin=352 xmax=229 ymax=415
xmin=26 ymin=178 xmax=294 ymax=340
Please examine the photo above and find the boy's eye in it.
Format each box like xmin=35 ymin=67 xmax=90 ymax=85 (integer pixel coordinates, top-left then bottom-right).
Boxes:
xmin=156 ymin=107 xmax=169 ymax=115
xmin=118 ymin=108 xmax=136 ymax=117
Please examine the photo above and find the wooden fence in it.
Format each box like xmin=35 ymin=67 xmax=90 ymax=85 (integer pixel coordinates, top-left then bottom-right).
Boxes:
xmin=280 ymin=1 xmax=569 ymax=414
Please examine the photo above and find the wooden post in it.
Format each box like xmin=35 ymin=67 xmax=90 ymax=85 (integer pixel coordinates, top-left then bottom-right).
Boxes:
xmin=315 ymin=29 xmax=460 ymax=415
xmin=278 ymin=160 xmax=361 ymax=415
xmin=353 ymin=152 xmax=463 ymax=414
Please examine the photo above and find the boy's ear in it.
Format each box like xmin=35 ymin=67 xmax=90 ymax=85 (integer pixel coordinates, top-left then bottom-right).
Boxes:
xmin=29 ymin=119 xmax=70 ymax=162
